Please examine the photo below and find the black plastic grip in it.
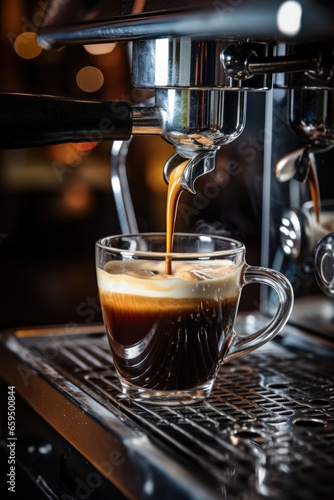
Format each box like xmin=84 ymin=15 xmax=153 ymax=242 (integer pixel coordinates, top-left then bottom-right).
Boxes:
xmin=0 ymin=93 xmax=133 ymax=149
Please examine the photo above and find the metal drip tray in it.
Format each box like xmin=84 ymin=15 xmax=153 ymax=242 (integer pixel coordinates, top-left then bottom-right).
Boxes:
xmin=1 ymin=319 xmax=334 ymax=499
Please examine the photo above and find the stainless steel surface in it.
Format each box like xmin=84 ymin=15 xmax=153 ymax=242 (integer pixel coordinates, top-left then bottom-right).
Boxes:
xmin=276 ymin=43 xmax=334 ymax=89
xmin=111 ymin=139 xmax=139 ymax=234
xmin=289 ymin=296 xmax=334 ymax=339
xmin=38 ymin=1 xmax=334 ymax=48
xmin=289 ymin=89 xmax=334 ymax=144
xmin=221 ymin=44 xmax=323 ymax=80
xmin=131 ymin=106 xmax=163 ymax=135
xmin=132 ymin=40 xmax=272 ymax=90
xmin=1 ymin=322 xmax=334 ymax=499
xmin=156 ymin=89 xmax=246 ymax=153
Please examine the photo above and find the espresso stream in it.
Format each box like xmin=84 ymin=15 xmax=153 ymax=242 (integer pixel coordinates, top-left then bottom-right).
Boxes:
xmin=165 ymin=160 xmax=189 ymax=274
xmin=308 ymin=160 xmax=320 ymax=223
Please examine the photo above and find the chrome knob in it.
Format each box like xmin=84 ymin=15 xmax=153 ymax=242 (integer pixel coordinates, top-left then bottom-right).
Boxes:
xmin=279 ymin=209 xmax=310 ymax=259
xmin=280 ymin=207 xmax=330 ymax=260
xmin=315 ymin=233 xmax=334 ymax=297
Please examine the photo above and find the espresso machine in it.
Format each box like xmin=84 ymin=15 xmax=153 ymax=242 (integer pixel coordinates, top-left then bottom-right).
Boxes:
xmin=2 ymin=1 xmax=334 ymax=499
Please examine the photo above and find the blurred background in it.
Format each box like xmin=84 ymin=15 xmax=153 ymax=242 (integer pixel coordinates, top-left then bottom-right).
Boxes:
xmin=0 ymin=0 xmax=265 ymax=329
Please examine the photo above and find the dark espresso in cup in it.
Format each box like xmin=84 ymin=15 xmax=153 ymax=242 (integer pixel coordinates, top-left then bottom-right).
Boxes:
xmin=97 ymin=259 xmax=241 ymax=391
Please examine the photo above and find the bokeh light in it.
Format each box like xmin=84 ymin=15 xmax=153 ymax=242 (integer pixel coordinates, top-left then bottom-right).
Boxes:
xmin=84 ymin=43 xmax=116 ymax=55
xmin=75 ymin=66 xmax=104 ymax=92
xmin=14 ymin=32 xmax=43 ymax=59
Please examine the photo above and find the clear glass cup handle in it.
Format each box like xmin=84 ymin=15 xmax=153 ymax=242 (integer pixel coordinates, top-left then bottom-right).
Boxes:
xmin=224 ymin=266 xmax=294 ymax=363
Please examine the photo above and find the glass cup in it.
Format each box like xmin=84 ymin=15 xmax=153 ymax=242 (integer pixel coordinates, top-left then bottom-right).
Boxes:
xmin=96 ymin=233 xmax=293 ymax=405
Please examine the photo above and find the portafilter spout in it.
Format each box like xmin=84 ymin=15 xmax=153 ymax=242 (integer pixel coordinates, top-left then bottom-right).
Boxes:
xmin=163 ymin=151 xmax=216 ymax=195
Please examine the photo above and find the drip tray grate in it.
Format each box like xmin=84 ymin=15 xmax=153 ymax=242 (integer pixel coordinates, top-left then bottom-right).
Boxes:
xmin=21 ymin=328 xmax=334 ymax=499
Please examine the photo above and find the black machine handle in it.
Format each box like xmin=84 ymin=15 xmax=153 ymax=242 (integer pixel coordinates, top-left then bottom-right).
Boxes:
xmin=0 ymin=93 xmax=133 ymax=149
